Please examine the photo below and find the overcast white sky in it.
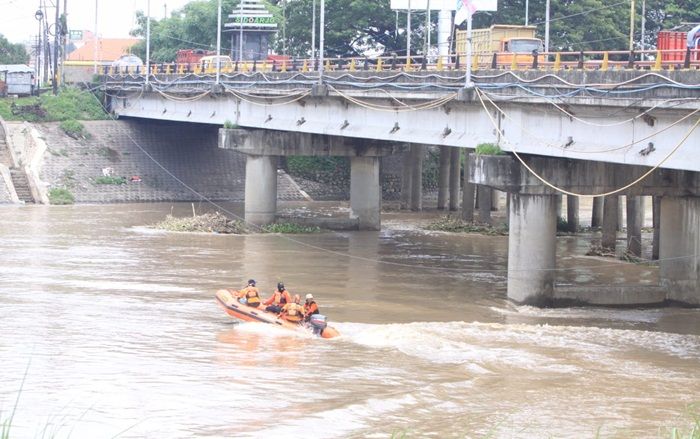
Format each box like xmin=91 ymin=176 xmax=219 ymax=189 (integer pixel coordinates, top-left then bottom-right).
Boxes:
xmin=0 ymin=0 xmax=195 ymax=43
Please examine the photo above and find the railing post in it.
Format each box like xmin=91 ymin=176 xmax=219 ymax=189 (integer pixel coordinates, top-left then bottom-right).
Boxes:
xmin=684 ymin=47 xmax=692 ymax=69
xmin=578 ymin=51 xmax=584 ymax=69
xmin=628 ymin=50 xmax=636 ymax=69
xmin=391 ymin=54 xmax=397 ymax=70
xmin=364 ymin=57 xmax=369 ymax=71
xmin=490 ymin=53 xmax=497 ymax=69
xmin=531 ymin=50 xmax=539 ymax=69
xmin=553 ymin=52 xmax=561 ymax=70
xmin=653 ymin=50 xmax=662 ymax=71
xmin=455 ymin=54 xmax=460 ymax=70
xmin=601 ymin=52 xmax=609 ymax=71
xmin=376 ymin=57 xmax=383 ymax=72
xmin=421 ymin=56 xmax=427 ymax=70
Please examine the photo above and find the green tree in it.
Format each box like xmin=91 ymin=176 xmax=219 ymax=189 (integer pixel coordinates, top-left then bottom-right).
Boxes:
xmin=0 ymin=34 xmax=29 ymax=64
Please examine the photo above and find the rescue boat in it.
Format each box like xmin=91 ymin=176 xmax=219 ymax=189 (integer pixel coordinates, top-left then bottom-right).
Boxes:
xmin=215 ymin=288 xmax=341 ymax=339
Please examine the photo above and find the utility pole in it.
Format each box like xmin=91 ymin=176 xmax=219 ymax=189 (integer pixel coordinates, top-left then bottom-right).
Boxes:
xmin=62 ymin=0 xmax=67 ymax=87
xmin=282 ymin=0 xmax=287 ymax=56
xmin=407 ymin=0 xmax=411 ymax=61
xmin=93 ymin=0 xmax=98 ymax=74
xmin=629 ymin=0 xmax=635 ymax=51
xmin=146 ymin=0 xmax=150 ymax=84
xmin=318 ymin=0 xmax=324 ymax=84
xmin=52 ymin=0 xmax=59 ymax=95
xmin=525 ymin=0 xmax=529 ymax=26
xmin=217 ymin=0 xmax=222 ymax=83
xmin=311 ymin=0 xmax=316 ymax=68
xmin=640 ymin=0 xmax=646 ymax=51
xmin=544 ymin=0 xmax=550 ymax=52
xmin=238 ymin=0 xmax=243 ymax=62
xmin=424 ymin=0 xmax=430 ymax=57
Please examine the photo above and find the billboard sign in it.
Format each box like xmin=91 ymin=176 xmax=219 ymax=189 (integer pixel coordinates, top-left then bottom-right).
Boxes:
xmin=390 ymin=0 xmax=497 ymax=11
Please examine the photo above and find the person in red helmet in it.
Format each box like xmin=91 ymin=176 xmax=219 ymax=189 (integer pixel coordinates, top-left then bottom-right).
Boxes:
xmin=278 ymin=294 xmax=305 ymax=323
xmin=263 ymin=282 xmax=292 ymax=314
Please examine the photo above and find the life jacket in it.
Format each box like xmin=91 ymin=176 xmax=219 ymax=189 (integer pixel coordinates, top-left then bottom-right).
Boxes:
xmin=282 ymin=303 xmax=304 ymax=322
xmin=279 ymin=289 xmax=290 ymax=305
xmin=272 ymin=290 xmax=289 ymax=306
xmin=244 ymin=286 xmax=260 ymax=306
xmin=305 ymin=300 xmax=319 ymax=316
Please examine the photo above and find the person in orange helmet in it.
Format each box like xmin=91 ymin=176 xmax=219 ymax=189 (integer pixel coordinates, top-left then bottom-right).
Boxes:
xmin=263 ymin=282 xmax=292 ymax=314
xmin=278 ymin=294 xmax=305 ymax=323
xmin=303 ymin=293 xmax=319 ymax=322
xmin=236 ymin=279 xmax=261 ymax=308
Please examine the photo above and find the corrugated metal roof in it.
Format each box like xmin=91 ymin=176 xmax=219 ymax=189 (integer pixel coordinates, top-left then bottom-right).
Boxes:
xmin=0 ymin=64 xmax=34 ymax=73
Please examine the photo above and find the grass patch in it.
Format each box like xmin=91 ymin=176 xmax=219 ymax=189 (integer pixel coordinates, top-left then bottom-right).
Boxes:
xmin=261 ymin=222 xmax=322 ymax=234
xmin=223 ymin=120 xmax=238 ymax=129
xmin=154 ymin=212 xmax=246 ymax=234
xmin=424 ymin=216 xmax=508 ymax=236
xmin=0 ymin=86 xmax=107 ymax=122
xmin=475 ymin=142 xmax=504 ymax=156
xmin=94 ymin=175 xmax=127 ymax=185
xmin=287 ymin=156 xmax=349 ymax=184
xmin=47 ymin=188 xmax=75 ymax=205
xmin=59 ymin=119 xmax=90 ymax=140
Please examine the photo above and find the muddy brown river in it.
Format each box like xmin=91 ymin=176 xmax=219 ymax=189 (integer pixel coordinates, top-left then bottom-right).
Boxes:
xmin=0 ymin=203 xmax=698 ymax=438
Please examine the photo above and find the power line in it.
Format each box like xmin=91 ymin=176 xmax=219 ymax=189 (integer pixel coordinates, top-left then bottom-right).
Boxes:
xmin=532 ymin=0 xmax=628 ymax=26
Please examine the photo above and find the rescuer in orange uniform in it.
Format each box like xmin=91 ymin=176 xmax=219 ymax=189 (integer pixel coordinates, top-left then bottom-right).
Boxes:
xmin=263 ymin=282 xmax=292 ymax=313
xmin=278 ymin=294 xmax=305 ymax=323
xmin=237 ymin=279 xmax=261 ymax=308
xmin=303 ymin=293 xmax=319 ymax=322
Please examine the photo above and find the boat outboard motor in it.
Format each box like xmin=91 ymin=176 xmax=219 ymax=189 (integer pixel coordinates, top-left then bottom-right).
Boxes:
xmin=309 ymin=314 xmax=328 ymax=335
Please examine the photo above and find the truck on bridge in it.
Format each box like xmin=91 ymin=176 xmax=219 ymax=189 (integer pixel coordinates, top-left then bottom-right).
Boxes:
xmin=455 ymin=25 xmax=543 ymax=65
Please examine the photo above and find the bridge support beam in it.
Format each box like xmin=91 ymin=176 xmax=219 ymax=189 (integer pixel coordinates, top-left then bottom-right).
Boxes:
xmin=437 ymin=147 xmax=450 ymax=210
xmin=245 ymin=154 xmax=278 ymax=226
xmin=449 ymin=147 xmax=461 ymax=211
xmin=660 ymin=196 xmax=700 ymax=305
xmin=507 ymin=193 xmax=557 ymax=305
xmin=626 ymin=196 xmax=645 ymax=257
xmin=350 ymin=156 xmax=381 ymax=230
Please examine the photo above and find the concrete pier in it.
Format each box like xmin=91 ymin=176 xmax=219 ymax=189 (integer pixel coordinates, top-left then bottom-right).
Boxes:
xmin=437 ymin=147 xmax=450 ymax=210
xmin=591 ymin=197 xmax=604 ymax=228
xmin=244 ymin=154 xmax=278 ymax=226
xmin=602 ymin=196 xmax=619 ymax=250
xmin=410 ymin=144 xmax=424 ymax=211
xmin=449 ymin=147 xmax=461 ymax=211
xmin=652 ymin=196 xmax=661 ymax=260
xmin=626 ymin=196 xmax=644 ymax=257
xmin=478 ymin=186 xmax=492 ymax=224
xmin=461 ymin=153 xmax=475 ymax=222
xmin=400 ymin=150 xmax=412 ymax=210
xmin=660 ymin=196 xmax=700 ymax=305
xmin=566 ymin=195 xmax=579 ymax=232
xmin=508 ymin=194 xmax=557 ymax=305
xmin=350 ymin=156 xmax=381 ymax=230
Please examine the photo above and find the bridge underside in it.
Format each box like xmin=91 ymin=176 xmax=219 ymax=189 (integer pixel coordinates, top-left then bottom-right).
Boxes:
xmin=472 ymin=154 xmax=700 ymax=306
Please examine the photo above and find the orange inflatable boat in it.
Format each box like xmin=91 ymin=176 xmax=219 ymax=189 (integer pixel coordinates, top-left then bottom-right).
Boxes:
xmin=215 ymin=288 xmax=340 ymax=339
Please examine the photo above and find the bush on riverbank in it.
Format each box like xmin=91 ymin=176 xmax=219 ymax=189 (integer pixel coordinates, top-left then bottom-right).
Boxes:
xmin=0 ymin=87 xmax=107 ymax=122
xmin=47 ymin=187 xmax=75 ymax=205
xmin=59 ymin=119 xmax=91 ymax=140
xmin=261 ymin=222 xmax=322 ymax=234
xmin=94 ymin=175 xmax=127 ymax=185
xmin=154 ymin=212 xmax=246 ymax=234
xmin=424 ymin=216 xmax=508 ymax=236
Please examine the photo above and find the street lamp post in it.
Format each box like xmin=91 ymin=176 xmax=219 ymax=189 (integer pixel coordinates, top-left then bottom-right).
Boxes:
xmin=312 ymin=0 xmax=316 ymax=69
xmin=93 ymin=0 xmax=98 ymax=74
xmin=525 ymin=0 xmax=529 ymax=26
xmin=629 ymin=0 xmax=635 ymax=52
xmin=146 ymin=0 xmax=150 ymax=84
xmin=318 ymin=0 xmax=325 ymax=83
xmin=544 ymin=0 xmax=550 ymax=52
xmin=237 ymin=0 xmax=243 ymax=63
xmin=53 ymin=0 xmax=59 ymax=94
xmin=217 ymin=0 xmax=222 ymax=84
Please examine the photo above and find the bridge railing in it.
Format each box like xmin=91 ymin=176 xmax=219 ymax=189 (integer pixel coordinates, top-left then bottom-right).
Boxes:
xmin=101 ymin=49 xmax=700 ymax=77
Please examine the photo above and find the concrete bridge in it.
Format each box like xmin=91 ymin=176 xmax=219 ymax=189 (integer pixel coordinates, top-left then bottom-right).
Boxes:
xmin=103 ymin=69 xmax=700 ymax=307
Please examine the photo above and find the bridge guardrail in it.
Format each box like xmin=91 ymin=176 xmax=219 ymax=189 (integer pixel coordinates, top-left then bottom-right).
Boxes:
xmin=100 ymin=49 xmax=700 ymax=77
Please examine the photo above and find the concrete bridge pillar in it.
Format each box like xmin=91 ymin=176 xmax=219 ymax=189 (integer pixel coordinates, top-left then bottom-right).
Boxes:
xmin=400 ymin=149 xmax=412 ymax=210
xmin=652 ymin=196 xmax=661 ymax=260
xmin=437 ymin=147 xmax=450 ymax=210
xmin=245 ymin=154 xmax=278 ymax=226
xmin=478 ymin=186 xmax=492 ymax=224
xmin=591 ymin=197 xmax=604 ymax=228
xmin=410 ymin=144 xmax=424 ymax=211
xmin=507 ymin=193 xmax=558 ymax=305
xmin=626 ymin=196 xmax=645 ymax=257
xmin=602 ymin=196 xmax=619 ymax=250
xmin=449 ymin=147 xmax=461 ymax=211
xmin=350 ymin=156 xmax=381 ymax=230
xmin=461 ymin=149 xmax=475 ymax=222
xmin=566 ymin=195 xmax=579 ymax=232
xmin=660 ymin=196 xmax=700 ymax=305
